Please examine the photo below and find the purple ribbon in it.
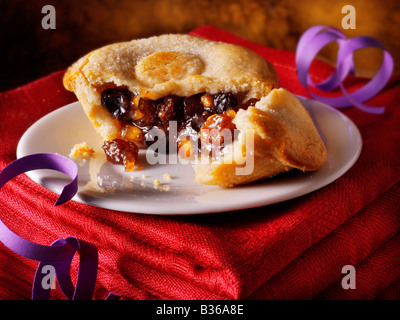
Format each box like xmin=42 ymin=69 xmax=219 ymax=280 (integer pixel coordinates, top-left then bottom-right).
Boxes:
xmin=0 ymin=153 xmax=119 ymax=300
xmin=296 ymin=25 xmax=394 ymax=114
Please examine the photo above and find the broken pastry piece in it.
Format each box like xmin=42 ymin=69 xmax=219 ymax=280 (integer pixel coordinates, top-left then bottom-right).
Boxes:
xmin=193 ymin=88 xmax=328 ymax=187
xmin=69 ymin=141 xmax=95 ymax=160
xmin=63 ymin=34 xmax=327 ymax=187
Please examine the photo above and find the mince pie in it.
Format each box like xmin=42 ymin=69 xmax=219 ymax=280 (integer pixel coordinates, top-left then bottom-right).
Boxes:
xmin=63 ymin=34 xmax=327 ymax=187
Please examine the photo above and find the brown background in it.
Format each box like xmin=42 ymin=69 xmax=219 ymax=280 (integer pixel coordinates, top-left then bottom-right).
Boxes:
xmin=1 ymin=0 xmax=399 ymax=91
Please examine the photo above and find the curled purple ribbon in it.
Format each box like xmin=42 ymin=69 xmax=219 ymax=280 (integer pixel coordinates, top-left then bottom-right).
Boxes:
xmin=0 ymin=153 xmax=119 ymax=300
xmin=296 ymin=25 xmax=394 ymax=114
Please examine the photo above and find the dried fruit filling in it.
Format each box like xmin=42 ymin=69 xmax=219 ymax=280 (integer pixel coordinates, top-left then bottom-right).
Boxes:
xmin=102 ymin=139 xmax=139 ymax=172
xmin=100 ymin=87 xmax=258 ymax=169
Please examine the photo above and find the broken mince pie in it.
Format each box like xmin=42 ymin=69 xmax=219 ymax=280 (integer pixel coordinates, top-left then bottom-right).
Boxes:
xmin=63 ymin=34 xmax=327 ymax=187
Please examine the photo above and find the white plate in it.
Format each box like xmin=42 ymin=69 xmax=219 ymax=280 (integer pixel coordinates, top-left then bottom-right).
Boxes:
xmin=16 ymin=98 xmax=362 ymax=215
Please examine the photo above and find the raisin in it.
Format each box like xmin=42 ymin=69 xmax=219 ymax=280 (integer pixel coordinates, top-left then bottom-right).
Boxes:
xmin=213 ymin=92 xmax=238 ymax=114
xmin=156 ymin=96 xmax=180 ymax=126
xmin=131 ymin=97 xmax=157 ymax=128
xmin=186 ymin=114 xmax=205 ymax=132
xmin=101 ymin=88 xmax=131 ymax=121
xmin=102 ymin=139 xmax=139 ymax=171
xmin=183 ymin=93 xmax=204 ymax=122
xmin=144 ymin=125 xmax=169 ymax=150
xmin=200 ymin=113 xmax=237 ymax=157
xmin=201 ymin=93 xmax=215 ymax=113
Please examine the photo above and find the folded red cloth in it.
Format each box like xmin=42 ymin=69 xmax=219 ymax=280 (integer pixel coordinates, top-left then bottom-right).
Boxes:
xmin=0 ymin=26 xmax=399 ymax=300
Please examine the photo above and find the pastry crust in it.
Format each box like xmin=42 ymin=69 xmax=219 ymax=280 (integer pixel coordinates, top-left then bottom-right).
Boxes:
xmin=193 ymin=88 xmax=328 ymax=187
xmin=63 ymin=34 xmax=278 ymax=141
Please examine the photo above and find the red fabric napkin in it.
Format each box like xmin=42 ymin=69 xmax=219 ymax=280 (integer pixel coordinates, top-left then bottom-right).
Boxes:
xmin=0 ymin=26 xmax=399 ymax=300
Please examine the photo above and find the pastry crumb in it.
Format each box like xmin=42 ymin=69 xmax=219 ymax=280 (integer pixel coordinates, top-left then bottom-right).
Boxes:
xmin=141 ymin=174 xmax=148 ymax=179
xmin=153 ymin=179 xmax=160 ymax=189
xmin=163 ymin=173 xmax=172 ymax=180
xmin=69 ymin=142 xmax=94 ymax=160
